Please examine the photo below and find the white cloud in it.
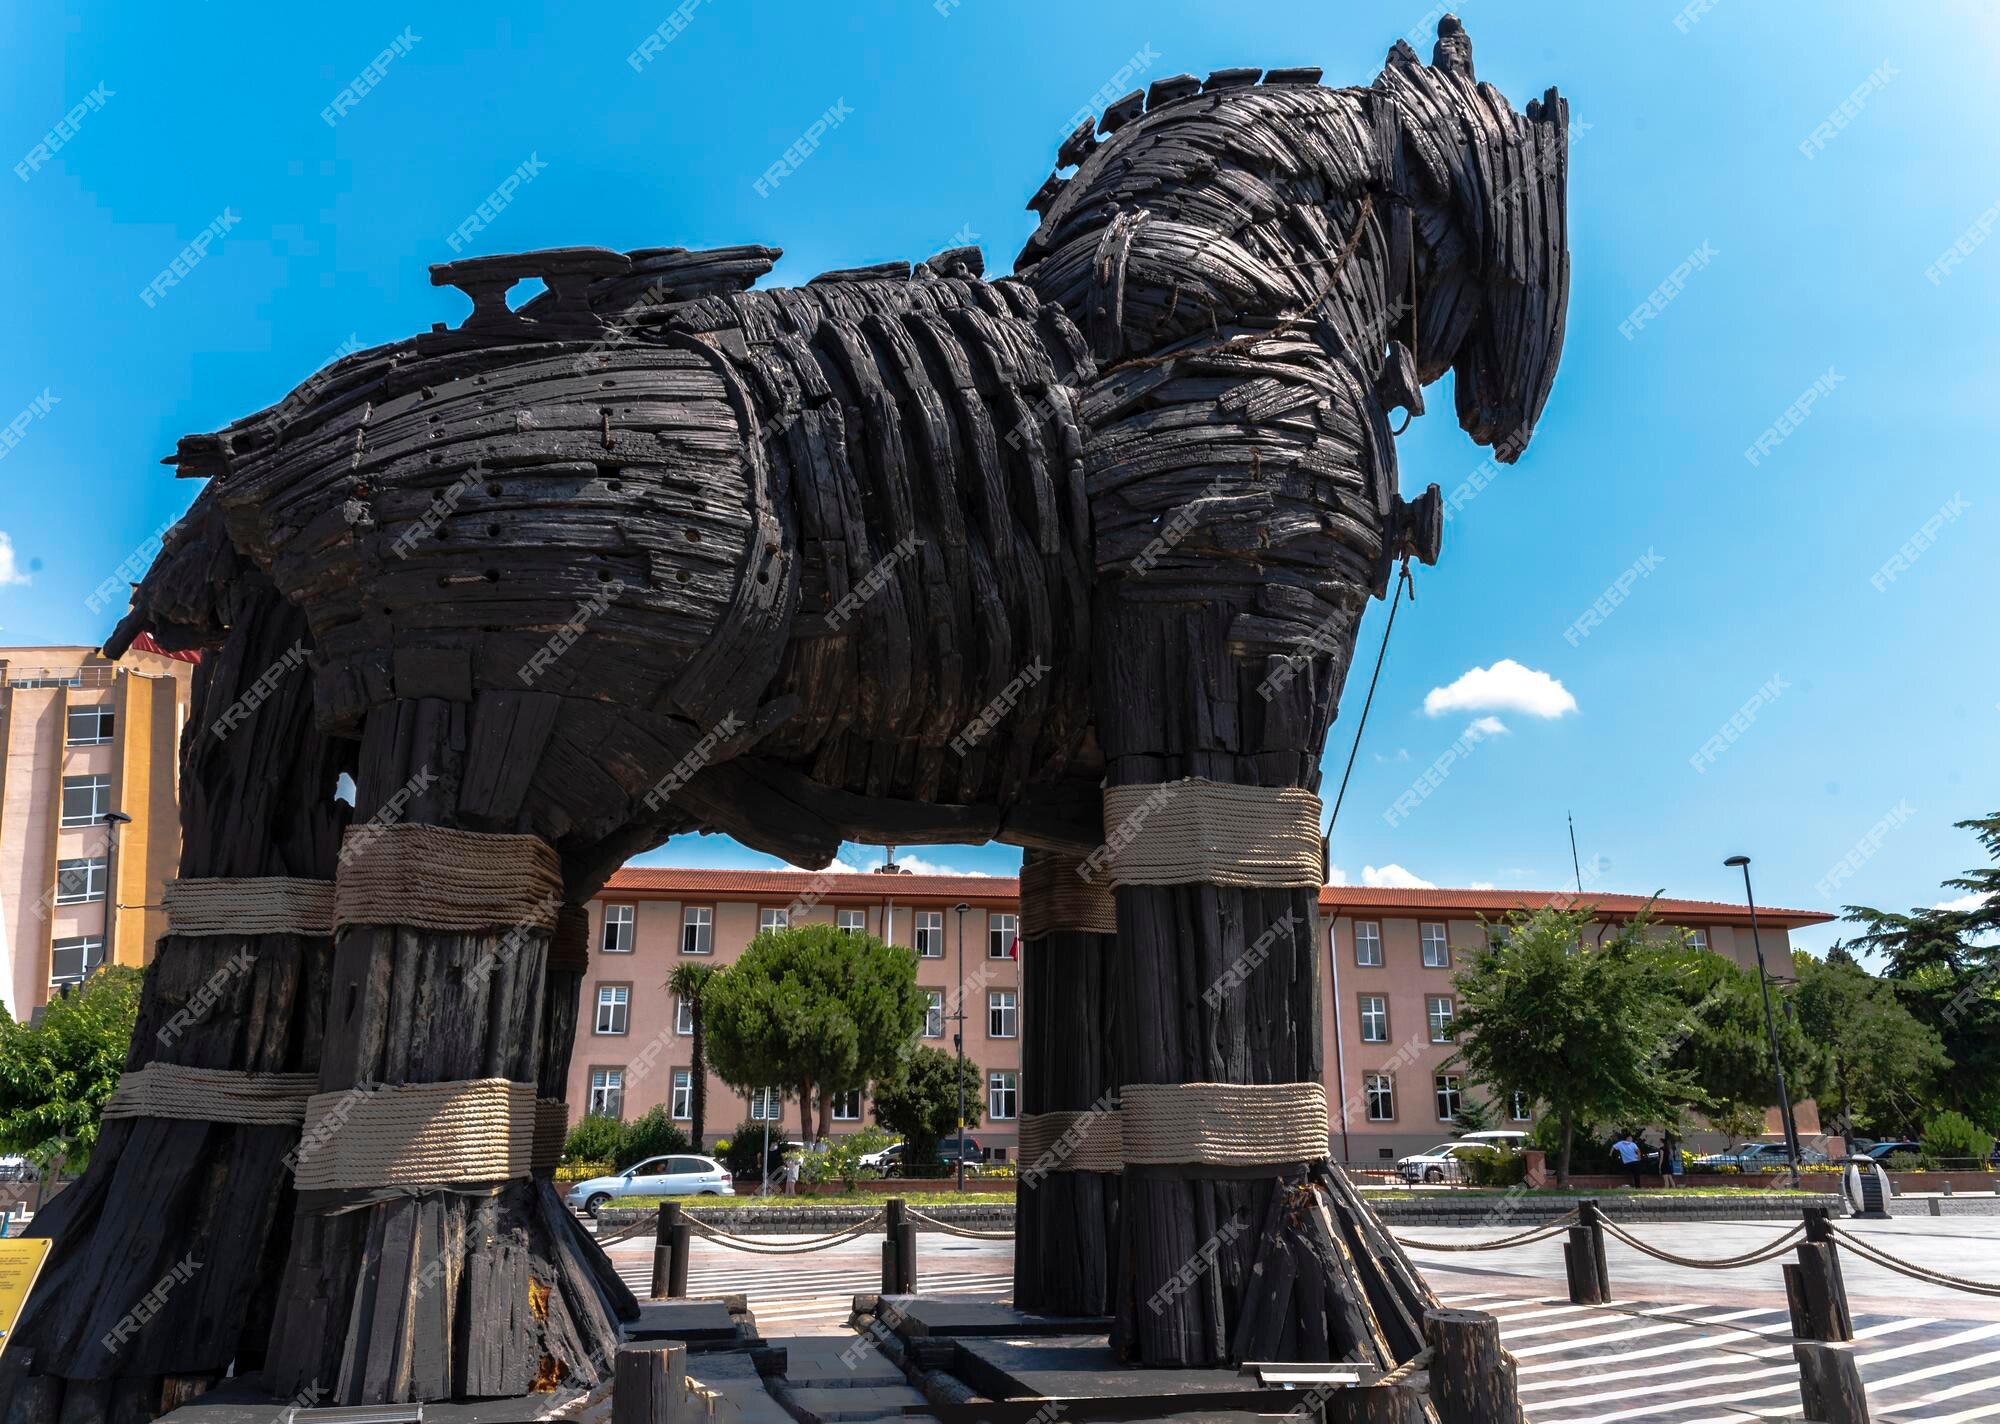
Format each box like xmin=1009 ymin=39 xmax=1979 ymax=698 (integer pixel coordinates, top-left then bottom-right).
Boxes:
xmin=1933 ymin=891 xmax=1994 ymax=914
xmin=1424 ymin=659 xmax=1576 ymax=720
xmin=821 ymin=848 xmax=978 ymax=877
xmin=0 ymin=533 xmax=29 ymax=587
xmin=1466 ymin=716 xmax=1510 ymax=738
xmin=1363 ymin=863 xmax=1436 ymax=889
xmin=1327 ymin=863 xmax=1349 ymax=886
xmin=1469 ymin=880 xmax=1497 ymax=890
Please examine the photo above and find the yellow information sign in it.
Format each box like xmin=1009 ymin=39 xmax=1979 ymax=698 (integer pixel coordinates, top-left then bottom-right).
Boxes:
xmin=0 ymin=1238 xmax=51 ymax=1359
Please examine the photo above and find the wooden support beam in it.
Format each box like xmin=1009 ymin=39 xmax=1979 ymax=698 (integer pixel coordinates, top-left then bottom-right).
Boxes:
xmin=1794 ymin=1339 xmax=1871 ymax=1424
xmin=1424 ymin=1308 xmax=1521 ymax=1424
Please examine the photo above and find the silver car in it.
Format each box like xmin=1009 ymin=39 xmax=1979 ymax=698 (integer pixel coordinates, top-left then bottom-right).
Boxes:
xmin=565 ymin=1154 xmax=735 ymax=1216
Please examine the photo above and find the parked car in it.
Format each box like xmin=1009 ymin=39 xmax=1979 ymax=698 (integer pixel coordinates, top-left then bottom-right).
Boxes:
xmin=886 ymin=1136 xmax=986 ymax=1177
xmin=1692 ymin=1142 xmax=1829 ymax=1169
xmin=0 ymin=1156 xmax=36 ymax=1183
xmin=1396 ymin=1143 xmax=1483 ymax=1184
xmin=1859 ymin=1140 xmax=1924 ymax=1162
xmin=566 ymin=1155 xmax=735 ymax=1216
xmin=859 ymin=1141 xmax=903 ymax=1170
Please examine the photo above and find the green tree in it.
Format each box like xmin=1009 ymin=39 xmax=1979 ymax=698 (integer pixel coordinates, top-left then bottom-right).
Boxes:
xmin=1793 ymin=950 xmax=1950 ymax=1140
xmin=1655 ymin=943 xmax=1824 ymax=1138
xmin=1449 ymin=906 xmax=1698 ymax=1185
xmin=871 ymin=1045 xmax=983 ymax=1172
xmin=702 ymin=923 xmax=926 ymax=1143
xmin=617 ymin=1105 xmax=692 ymax=1168
xmin=1450 ymin=1095 xmax=1494 ymax=1136
xmin=0 ymin=966 xmax=143 ymax=1172
xmin=1846 ymin=813 xmax=2000 ymax=1127
xmin=562 ymin=1111 xmax=626 ymax=1167
xmin=666 ymin=961 xmax=720 ymax=1142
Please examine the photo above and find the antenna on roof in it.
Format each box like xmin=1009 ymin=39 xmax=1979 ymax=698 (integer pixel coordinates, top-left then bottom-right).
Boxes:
xmin=1567 ymin=812 xmax=1584 ymax=896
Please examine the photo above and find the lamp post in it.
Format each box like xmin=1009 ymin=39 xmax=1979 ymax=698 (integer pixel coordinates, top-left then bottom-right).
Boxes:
xmin=953 ymin=902 xmax=969 ymax=1193
xmin=101 ymin=810 xmax=133 ymax=974
xmin=1724 ymin=854 xmax=1802 ymax=1185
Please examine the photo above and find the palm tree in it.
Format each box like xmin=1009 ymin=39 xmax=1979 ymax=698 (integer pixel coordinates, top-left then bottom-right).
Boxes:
xmin=666 ymin=962 xmax=720 ymax=1144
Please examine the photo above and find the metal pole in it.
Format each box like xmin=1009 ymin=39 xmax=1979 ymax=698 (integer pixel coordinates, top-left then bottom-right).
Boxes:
xmin=953 ymin=903 xmax=969 ymax=1193
xmin=1727 ymin=856 xmax=1802 ymax=1186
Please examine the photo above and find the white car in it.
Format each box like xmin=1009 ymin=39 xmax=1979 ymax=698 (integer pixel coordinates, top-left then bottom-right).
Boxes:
xmin=565 ymin=1154 xmax=735 ymax=1216
xmin=859 ymin=1141 xmax=902 ymax=1170
xmin=1396 ymin=1131 xmax=1527 ymax=1184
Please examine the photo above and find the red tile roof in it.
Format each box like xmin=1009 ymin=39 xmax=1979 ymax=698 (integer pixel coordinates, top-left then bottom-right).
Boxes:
xmin=127 ymin=632 xmax=202 ymax=664
xmin=600 ymin=867 xmax=1831 ymax=927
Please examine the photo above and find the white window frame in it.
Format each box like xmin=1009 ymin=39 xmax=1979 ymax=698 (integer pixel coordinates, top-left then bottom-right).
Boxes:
xmin=837 ymin=908 xmax=866 ymax=934
xmin=1365 ymin=1072 xmax=1394 ymax=1122
xmin=55 ymin=857 xmax=107 ymax=905
xmin=1434 ymin=1073 xmax=1462 ymax=1122
xmin=601 ymin=903 xmax=635 ymax=954
xmin=915 ymin=909 xmax=944 ymax=957
xmin=49 ymin=935 xmax=103 ymax=988
xmin=1421 ymin=922 xmax=1450 ymax=968
xmin=60 ymin=775 xmax=111 ymax=828
xmin=759 ymin=907 xmax=789 ymax=934
xmin=1358 ymin=994 xmax=1388 ymax=1043
xmin=988 ymin=989 xmax=1017 ymax=1039
xmin=66 ymin=705 xmax=114 ymax=745
xmin=674 ymin=997 xmax=694 ymax=1036
xmin=923 ymin=989 xmax=945 ymax=1039
xmin=1426 ymin=995 xmax=1455 ymax=1044
xmin=681 ymin=905 xmax=713 ymax=955
xmin=1354 ymin=921 xmax=1383 ymax=967
xmin=594 ymin=984 xmax=630 ymax=1035
xmin=1510 ymin=1091 xmax=1533 ymax=1122
xmin=670 ymin=1070 xmax=693 ymax=1121
xmin=1689 ymin=926 xmax=1709 ymax=952
xmin=988 ymin=1071 xmax=1018 ymax=1120
xmin=588 ymin=1068 xmax=624 ymax=1119
xmin=988 ymin=913 xmax=1018 ymax=959
xmin=749 ymin=1086 xmax=782 ymax=1122
xmin=830 ymin=1089 xmax=861 ymax=1121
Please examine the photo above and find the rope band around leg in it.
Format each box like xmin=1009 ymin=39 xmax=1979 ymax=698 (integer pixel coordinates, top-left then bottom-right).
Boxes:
xmin=1098 ymin=779 xmax=1324 ymax=889
xmin=546 ymin=904 xmax=592 ymax=976
xmin=1120 ymin=1082 xmax=1330 ymax=1169
xmin=101 ymin=1063 xmax=319 ymax=1126
xmin=162 ymin=877 xmax=336 ymax=937
xmin=1017 ymin=1109 xmax=1124 ymax=1175
xmin=532 ymin=1097 xmax=570 ymax=1176
xmin=291 ymin=1077 xmax=536 ymax=1193
xmin=335 ymin=824 xmax=563 ymax=934
xmin=1020 ymin=853 xmax=1117 ymax=938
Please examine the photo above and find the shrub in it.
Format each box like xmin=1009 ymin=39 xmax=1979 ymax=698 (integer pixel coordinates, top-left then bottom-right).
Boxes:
xmin=563 ymin=1113 xmax=627 ymax=1166
xmin=555 ymin=1159 xmax=614 ymax=1183
xmin=719 ymin=1120 xmax=775 ymax=1179
xmin=616 ymin=1106 xmax=691 ymax=1168
xmin=1457 ymin=1146 xmax=1529 ymax=1188
xmin=1883 ymin=1150 xmax=1936 ymax=1172
xmin=1922 ymin=1109 xmax=1994 ymax=1163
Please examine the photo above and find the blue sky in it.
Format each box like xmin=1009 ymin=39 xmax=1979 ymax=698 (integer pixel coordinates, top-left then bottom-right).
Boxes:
xmin=2 ymin=1 xmax=1993 ymax=954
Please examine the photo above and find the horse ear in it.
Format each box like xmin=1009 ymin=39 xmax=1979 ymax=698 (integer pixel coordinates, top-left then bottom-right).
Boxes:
xmin=1432 ymin=14 xmax=1476 ymax=81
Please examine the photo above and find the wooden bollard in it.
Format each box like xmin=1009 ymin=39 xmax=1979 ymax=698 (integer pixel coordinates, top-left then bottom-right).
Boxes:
xmin=651 ymin=1202 xmax=692 ymax=1300
xmin=1424 ymin=1308 xmax=1521 ymax=1424
xmin=613 ymin=1340 xmax=691 ymax=1424
xmin=885 ymin=1197 xmax=917 ymax=1294
xmin=1793 ymin=1340 xmax=1871 ymax=1423
xmin=1784 ymin=1207 xmax=1854 ymax=1343
xmin=1564 ymin=1199 xmax=1609 ymax=1305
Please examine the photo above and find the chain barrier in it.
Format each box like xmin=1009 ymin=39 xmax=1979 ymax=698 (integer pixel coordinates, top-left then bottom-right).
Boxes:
xmin=1391 ymin=1209 xmax=1579 ymax=1253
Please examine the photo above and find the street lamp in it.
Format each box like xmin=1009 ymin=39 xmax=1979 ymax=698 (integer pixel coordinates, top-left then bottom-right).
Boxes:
xmin=101 ymin=811 xmax=133 ymax=973
xmin=1725 ymin=855 xmax=1803 ymax=1184
xmin=952 ymin=902 xmax=969 ymax=1192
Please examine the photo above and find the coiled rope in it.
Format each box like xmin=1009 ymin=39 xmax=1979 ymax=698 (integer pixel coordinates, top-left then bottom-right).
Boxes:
xmin=1391 ymin=1209 xmax=1579 ymax=1253
xmin=902 ymin=1207 xmax=1016 ymax=1241
xmin=1828 ymin=1223 xmax=2000 ymax=1296
xmin=1597 ymin=1218 xmax=1805 ymax=1270
xmin=682 ymin=1210 xmax=890 ymax=1255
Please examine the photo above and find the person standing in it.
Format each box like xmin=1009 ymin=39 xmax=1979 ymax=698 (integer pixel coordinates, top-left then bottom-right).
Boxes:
xmin=1612 ymin=1132 xmax=1642 ymax=1189
xmin=1659 ymin=1129 xmax=1681 ymax=1189
xmin=783 ymin=1150 xmax=802 ymax=1197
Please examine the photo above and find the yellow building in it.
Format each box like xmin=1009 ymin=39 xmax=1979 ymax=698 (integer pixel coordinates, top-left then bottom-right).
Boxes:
xmin=0 ymin=640 xmax=196 ymax=1018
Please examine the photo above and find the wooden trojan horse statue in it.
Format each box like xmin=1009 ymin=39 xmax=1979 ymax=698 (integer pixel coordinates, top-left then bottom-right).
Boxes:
xmin=1 ymin=16 xmax=1566 ymax=1415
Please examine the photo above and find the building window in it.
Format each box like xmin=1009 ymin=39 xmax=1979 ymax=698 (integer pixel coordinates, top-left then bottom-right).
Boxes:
xmin=674 ymin=997 xmax=694 ymax=1036
xmin=1510 ymin=1091 xmax=1533 ymax=1122
xmin=988 ymin=990 xmax=1017 ymax=1038
xmin=915 ymin=910 xmax=943 ymax=957
xmin=681 ymin=906 xmax=713 ymax=955
xmin=988 ymin=1071 xmax=1018 ymax=1120
xmin=55 ymin=858 xmax=107 ymax=905
xmin=1359 ymin=994 xmax=1389 ymax=1043
xmin=66 ymin=706 xmax=114 ymax=745
xmin=1354 ymin=921 xmax=1383 ymax=966
xmin=594 ymin=985 xmax=630 ymax=1035
xmin=1689 ymin=927 xmax=1709 ymax=952
xmin=749 ymin=1087 xmax=782 ymax=1121
xmin=830 ymin=1089 xmax=861 ymax=1121
xmin=759 ymin=907 xmax=789 ymax=933
xmin=60 ymin=775 xmax=112 ymax=828
xmin=923 ymin=990 xmax=944 ymax=1039
xmin=1365 ymin=1073 xmax=1394 ymax=1122
xmin=1421 ymin=923 xmax=1450 ymax=968
xmin=1434 ymin=1073 xmax=1462 ymax=1122
xmin=49 ymin=936 xmax=103 ymax=987
xmin=988 ymin=913 xmax=1019 ymax=959
xmin=1426 ymin=995 xmax=1455 ymax=1043
xmin=670 ymin=1070 xmax=693 ymax=1121
xmin=838 ymin=908 xmax=866 ymax=934
xmin=589 ymin=1068 xmax=624 ymax=1119
xmin=601 ymin=904 xmax=635 ymax=953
